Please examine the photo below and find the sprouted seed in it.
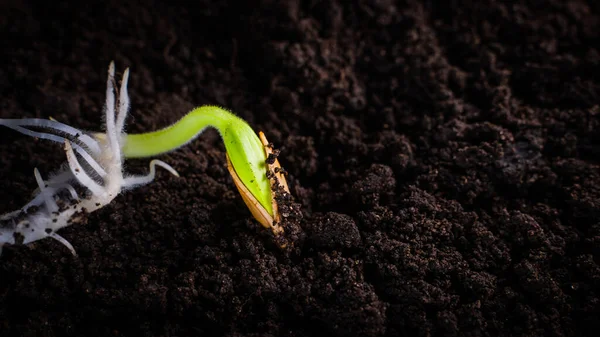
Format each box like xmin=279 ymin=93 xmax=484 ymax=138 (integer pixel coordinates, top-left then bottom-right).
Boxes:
xmin=0 ymin=62 xmax=179 ymax=257
xmin=114 ymin=106 xmax=291 ymax=240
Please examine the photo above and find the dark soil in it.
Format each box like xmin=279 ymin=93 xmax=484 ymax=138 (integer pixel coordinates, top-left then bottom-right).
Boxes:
xmin=1 ymin=0 xmax=600 ymax=336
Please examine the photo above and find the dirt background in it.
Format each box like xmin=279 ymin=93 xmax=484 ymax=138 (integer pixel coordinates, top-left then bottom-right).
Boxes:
xmin=1 ymin=0 xmax=600 ymax=336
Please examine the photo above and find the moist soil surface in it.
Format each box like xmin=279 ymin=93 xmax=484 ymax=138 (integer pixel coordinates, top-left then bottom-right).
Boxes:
xmin=1 ymin=1 xmax=600 ymax=336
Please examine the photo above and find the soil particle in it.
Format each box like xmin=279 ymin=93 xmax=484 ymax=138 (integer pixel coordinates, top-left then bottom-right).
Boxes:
xmin=306 ymin=212 xmax=361 ymax=250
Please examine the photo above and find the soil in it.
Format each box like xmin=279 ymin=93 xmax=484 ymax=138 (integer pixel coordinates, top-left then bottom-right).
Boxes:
xmin=1 ymin=0 xmax=600 ymax=336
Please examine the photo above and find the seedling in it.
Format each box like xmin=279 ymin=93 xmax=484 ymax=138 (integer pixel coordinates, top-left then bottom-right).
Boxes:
xmin=0 ymin=62 xmax=179 ymax=256
xmin=111 ymin=105 xmax=291 ymax=237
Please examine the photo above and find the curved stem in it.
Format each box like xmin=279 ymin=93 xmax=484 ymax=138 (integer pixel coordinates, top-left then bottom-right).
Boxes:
xmin=120 ymin=105 xmax=273 ymax=216
xmin=121 ymin=105 xmax=230 ymax=158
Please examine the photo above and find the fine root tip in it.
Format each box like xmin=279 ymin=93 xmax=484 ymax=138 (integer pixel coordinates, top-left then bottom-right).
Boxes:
xmin=152 ymin=159 xmax=180 ymax=177
xmin=33 ymin=167 xmax=45 ymax=191
xmin=50 ymin=233 xmax=78 ymax=257
xmin=108 ymin=61 xmax=115 ymax=76
xmin=121 ymin=69 xmax=130 ymax=89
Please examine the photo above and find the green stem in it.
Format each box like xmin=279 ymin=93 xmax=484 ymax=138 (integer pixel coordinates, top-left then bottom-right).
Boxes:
xmin=121 ymin=105 xmax=273 ymax=215
xmin=122 ymin=105 xmax=225 ymax=157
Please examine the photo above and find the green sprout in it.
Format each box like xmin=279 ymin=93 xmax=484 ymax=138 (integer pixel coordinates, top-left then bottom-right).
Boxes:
xmin=97 ymin=105 xmax=290 ymax=237
xmin=0 ymin=63 xmax=290 ymax=256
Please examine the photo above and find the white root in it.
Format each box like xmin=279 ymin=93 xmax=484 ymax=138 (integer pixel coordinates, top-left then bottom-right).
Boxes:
xmin=0 ymin=118 xmax=102 ymax=155
xmin=123 ymin=159 xmax=180 ymax=189
xmin=115 ymin=68 xmax=130 ymax=135
xmin=49 ymin=233 xmax=77 ymax=257
xmin=104 ymin=62 xmax=120 ymax=163
xmin=64 ymin=140 xmax=105 ymax=197
xmin=0 ymin=121 xmax=108 ymax=177
xmin=0 ymin=61 xmax=179 ymax=257
xmin=24 ymin=180 xmax=78 ymax=212
xmin=33 ymin=168 xmax=59 ymax=213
